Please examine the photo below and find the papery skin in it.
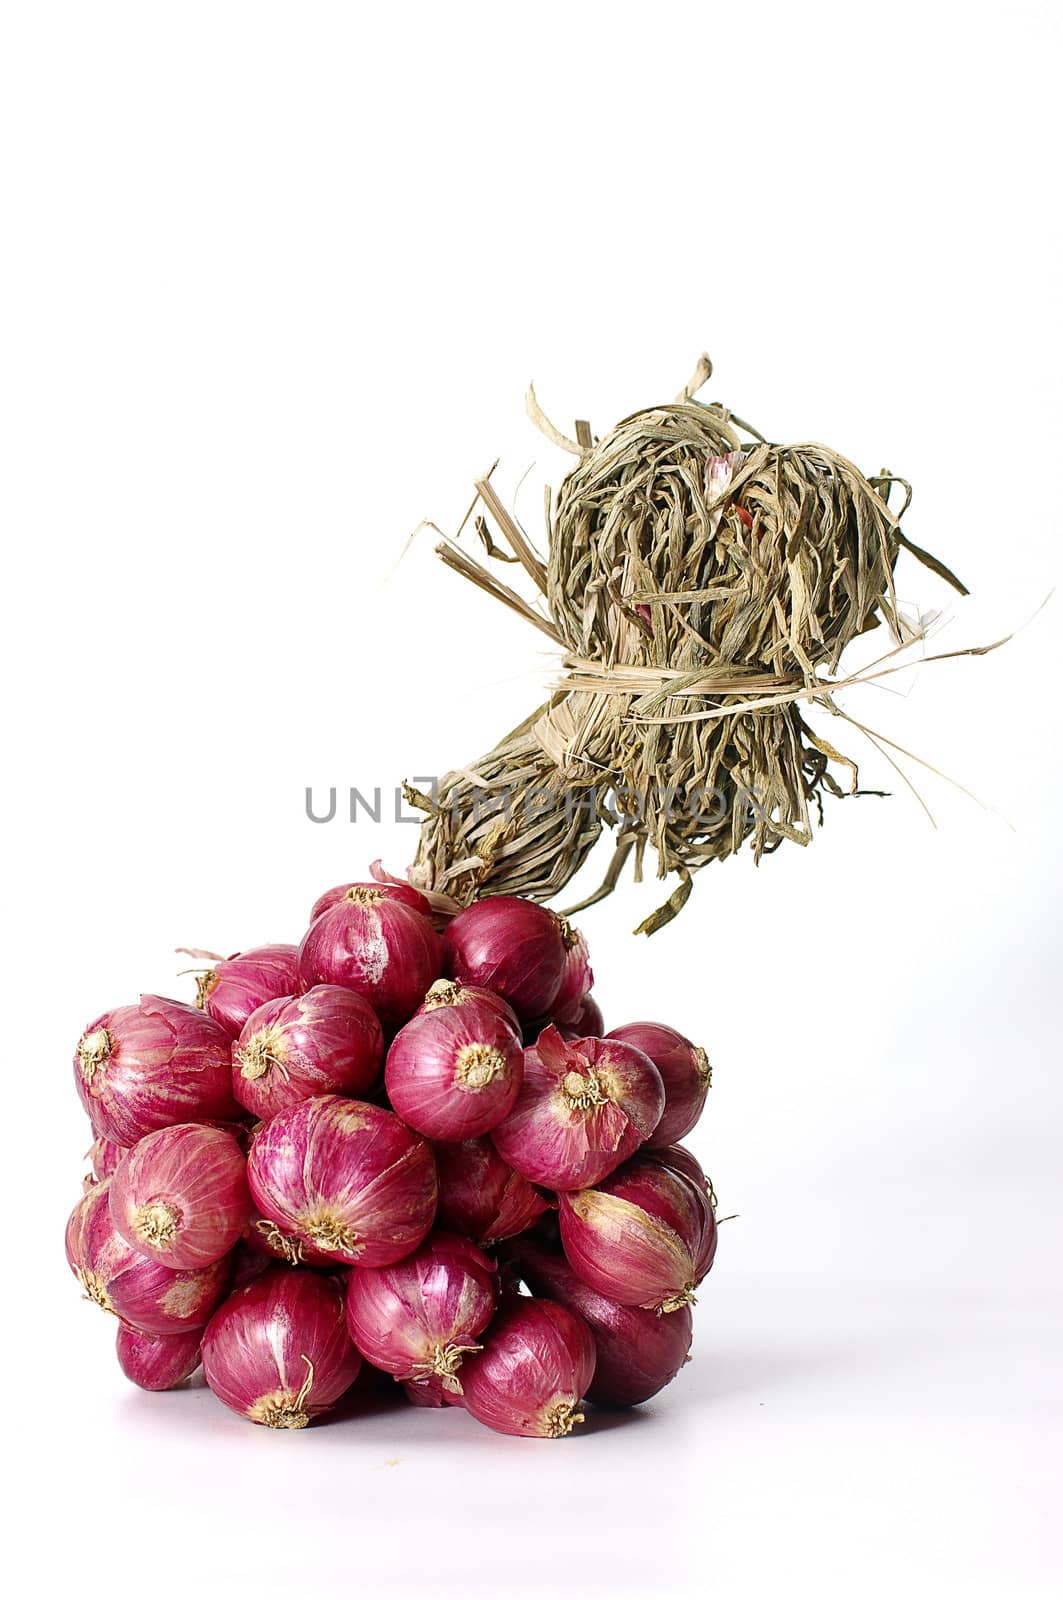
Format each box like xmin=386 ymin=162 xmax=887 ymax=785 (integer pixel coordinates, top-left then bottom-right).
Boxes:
xmin=74 ymin=995 xmax=240 ymax=1146
xmin=297 ymin=893 xmax=441 ymax=1028
xmin=442 ymin=898 xmax=568 ymax=1021
xmin=491 ymin=1026 xmax=664 ymax=1191
xmin=247 ymin=1095 xmax=438 ymax=1268
xmin=242 ymin=1209 xmax=334 ymax=1269
xmin=416 ymin=979 xmax=519 ymax=1029
xmin=201 ymin=1266 xmax=361 ymax=1428
xmin=551 ymin=929 xmax=594 ymax=1026
xmin=643 ymin=1142 xmax=715 ymax=1204
xmin=434 ymin=1136 xmax=550 ymax=1245
xmin=461 ymin=1298 xmax=596 ymax=1439
xmin=116 ymin=1322 xmax=202 ymax=1391
xmin=108 ymin=1123 xmax=250 ymax=1269
xmin=232 ymin=985 xmax=384 ymax=1119
xmin=385 ymin=1000 xmax=524 ymax=1140
xmin=402 ymin=1374 xmax=464 ymax=1407
xmin=200 ymin=945 xmax=301 ymax=1038
xmin=65 ymin=1180 xmax=232 ymax=1334
xmin=558 ymin=1154 xmax=717 ymax=1313
xmin=310 ymin=879 xmax=432 ymax=923
xmin=345 ymin=1232 xmax=497 ymax=1391
xmin=517 ymin=1240 xmax=693 ymax=1407
xmin=607 ymin=1022 xmax=711 ymax=1145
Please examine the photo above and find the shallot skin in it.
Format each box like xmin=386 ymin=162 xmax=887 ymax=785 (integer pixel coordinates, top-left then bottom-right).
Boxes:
xmin=558 ymin=994 xmax=604 ymax=1041
xmin=517 ymin=1240 xmax=693 ymax=1407
xmin=65 ymin=1181 xmax=232 ymax=1334
xmin=345 ymin=1232 xmax=497 ymax=1392
xmin=199 ymin=945 xmax=301 ymax=1038
xmin=559 ymin=1154 xmax=717 ymax=1314
xmin=201 ymin=1266 xmax=361 ymax=1428
xmin=492 ymin=1026 xmax=665 ymax=1191
xmin=108 ymin=1123 xmax=251 ymax=1269
xmin=232 ymin=985 xmax=384 ymax=1119
xmin=607 ymin=1022 xmax=711 ymax=1145
xmin=298 ymin=890 xmax=442 ymax=1028
xmin=74 ymin=995 xmax=239 ymax=1147
xmin=461 ymin=1298 xmax=597 ymax=1439
xmin=442 ymin=898 xmax=569 ymax=1022
xmin=434 ymin=1136 xmax=550 ymax=1245
xmin=551 ymin=928 xmax=594 ymax=1027
xmin=247 ymin=1095 xmax=438 ymax=1269
xmin=89 ymin=1135 xmax=126 ymax=1182
xmin=385 ymin=1000 xmax=524 ymax=1141
xmin=116 ymin=1323 xmax=202 ymax=1391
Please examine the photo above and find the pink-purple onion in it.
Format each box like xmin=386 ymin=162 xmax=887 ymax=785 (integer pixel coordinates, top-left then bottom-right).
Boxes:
xmin=558 ymin=994 xmax=605 ymax=1040
xmin=345 ymin=1232 xmax=497 ymax=1393
xmin=197 ymin=945 xmax=301 ymax=1037
xmin=65 ymin=1181 xmax=231 ymax=1333
xmin=109 ymin=1123 xmax=250 ymax=1268
xmin=517 ymin=1240 xmax=692 ymax=1407
xmin=385 ymin=996 xmax=523 ymax=1140
xmin=298 ymin=889 xmax=442 ymax=1028
xmin=247 ymin=1095 xmax=437 ymax=1268
xmin=559 ymin=1153 xmax=717 ymax=1313
xmin=492 ymin=1025 xmax=664 ymax=1191
xmin=461 ymin=1297 xmax=596 ymax=1438
xmin=232 ymin=985 xmax=383 ymax=1119
xmin=607 ymin=1022 xmax=711 ymax=1145
xmin=310 ymin=879 xmax=432 ymax=923
xmin=434 ymin=1137 xmax=550 ymax=1245
xmin=551 ymin=928 xmax=594 ymax=1026
xmin=74 ymin=995 xmax=239 ymax=1146
xmin=116 ymin=1322 xmax=202 ymax=1391
xmin=201 ymin=1266 xmax=361 ymax=1427
xmin=443 ymin=898 xmax=569 ymax=1021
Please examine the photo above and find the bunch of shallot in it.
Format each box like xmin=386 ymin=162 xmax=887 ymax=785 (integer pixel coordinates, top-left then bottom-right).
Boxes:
xmin=67 ymin=873 xmax=716 ymax=1438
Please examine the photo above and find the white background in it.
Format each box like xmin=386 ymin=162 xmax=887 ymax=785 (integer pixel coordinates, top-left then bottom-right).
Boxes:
xmin=2 ymin=3 xmax=1060 ymax=1596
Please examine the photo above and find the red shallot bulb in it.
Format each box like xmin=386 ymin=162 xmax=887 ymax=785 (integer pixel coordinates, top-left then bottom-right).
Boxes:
xmin=65 ymin=1181 xmax=231 ymax=1334
xmin=74 ymin=995 xmax=239 ymax=1146
xmin=232 ymin=985 xmax=384 ymax=1119
xmin=310 ymin=879 xmax=432 ymax=923
xmin=385 ymin=998 xmax=523 ymax=1140
xmin=247 ymin=1095 xmax=437 ymax=1268
xmin=461 ymin=1297 xmax=596 ymax=1438
xmin=243 ymin=1210 xmax=333 ymax=1269
xmin=517 ymin=1240 xmax=693 ymax=1407
xmin=108 ymin=1123 xmax=250 ymax=1269
xmin=201 ymin=1266 xmax=361 ymax=1428
xmin=434 ymin=1137 xmax=550 ymax=1245
xmin=89 ymin=1135 xmax=126 ymax=1182
xmin=196 ymin=945 xmax=301 ymax=1037
xmin=492 ymin=1025 xmax=664 ymax=1191
xmin=558 ymin=1153 xmax=717 ymax=1314
xmin=606 ymin=1022 xmax=711 ymax=1145
xmin=443 ymin=897 xmax=569 ymax=1021
xmin=644 ymin=1142 xmax=716 ymax=1205
xmin=116 ymin=1323 xmax=202 ymax=1391
xmin=551 ymin=928 xmax=594 ymax=1026
xmin=345 ymin=1232 xmax=497 ymax=1394
xmin=298 ymin=889 xmax=441 ymax=1028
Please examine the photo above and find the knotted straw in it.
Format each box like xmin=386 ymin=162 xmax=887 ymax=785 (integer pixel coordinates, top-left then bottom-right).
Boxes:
xmin=409 ymin=358 xmax=980 ymax=932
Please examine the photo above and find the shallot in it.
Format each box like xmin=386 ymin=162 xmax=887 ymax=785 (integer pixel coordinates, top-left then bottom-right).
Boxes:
xmin=298 ymin=888 xmax=441 ymax=1027
xmin=434 ymin=1136 xmax=549 ymax=1244
xmin=247 ymin=1095 xmax=437 ymax=1267
xmin=108 ymin=1123 xmax=250 ymax=1269
xmin=461 ymin=1297 xmax=596 ymax=1438
xmin=385 ymin=995 xmax=523 ymax=1140
xmin=201 ymin=1266 xmax=360 ymax=1428
xmin=116 ymin=1323 xmax=202 ymax=1391
xmin=196 ymin=945 xmax=301 ymax=1037
xmin=492 ymin=1025 xmax=664 ymax=1191
xmin=232 ymin=985 xmax=383 ymax=1119
xmin=74 ymin=995 xmax=238 ymax=1146
xmin=345 ymin=1232 xmax=496 ymax=1393
xmin=443 ymin=898 xmax=569 ymax=1021
xmin=558 ymin=1153 xmax=716 ymax=1313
